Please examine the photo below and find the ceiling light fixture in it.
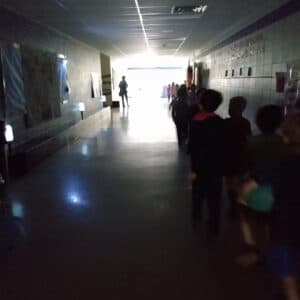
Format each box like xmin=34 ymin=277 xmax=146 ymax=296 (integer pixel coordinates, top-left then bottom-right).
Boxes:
xmin=202 ymin=5 xmax=208 ymax=12
xmin=55 ymin=0 xmax=68 ymax=11
xmin=172 ymin=4 xmax=208 ymax=15
xmin=192 ymin=6 xmax=203 ymax=13
xmin=172 ymin=4 xmax=208 ymax=56
xmin=134 ymin=0 xmax=151 ymax=52
xmin=174 ymin=38 xmax=186 ymax=55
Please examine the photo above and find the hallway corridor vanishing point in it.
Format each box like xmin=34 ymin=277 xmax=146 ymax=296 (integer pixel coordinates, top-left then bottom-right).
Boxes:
xmin=0 ymin=98 xmax=273 ymax=299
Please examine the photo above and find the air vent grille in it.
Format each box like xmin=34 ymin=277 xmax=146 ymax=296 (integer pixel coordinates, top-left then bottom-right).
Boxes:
xmin=171 ymin=5 xmax=207 ymax=15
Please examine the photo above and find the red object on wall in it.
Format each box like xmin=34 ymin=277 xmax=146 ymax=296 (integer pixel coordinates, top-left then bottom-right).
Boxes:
xmin=276 ymin=72 xmax=286 ymax=93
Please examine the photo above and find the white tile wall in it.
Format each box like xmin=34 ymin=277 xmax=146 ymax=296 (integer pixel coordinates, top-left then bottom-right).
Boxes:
xmin=198 ymin=11 xmax=300 ymax=127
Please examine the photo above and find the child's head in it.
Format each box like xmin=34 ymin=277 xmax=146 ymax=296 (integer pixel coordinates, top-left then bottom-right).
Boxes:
xmin=177 ymin=85 xmax=188 ymax=99
xmin=281 ymin=113 xmax=300 ymax=146
xmin=190 ymin=84 xmax=197 ymax=93
xmin=256 ymin=105 xmax=284 ymax=134
xmin=200 ymin=89 xmax=223 ymax=112
xmin=196 ymin=88 xmax=206 ymax=98
xmin=229 ymin=96 xmax=247 ymax=118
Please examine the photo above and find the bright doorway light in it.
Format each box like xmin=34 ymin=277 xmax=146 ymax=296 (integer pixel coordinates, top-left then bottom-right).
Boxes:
xmin=112 ymin=54 xmax=188 ymax=100
xmin=127 ymin=69 xmax=185 ymax=99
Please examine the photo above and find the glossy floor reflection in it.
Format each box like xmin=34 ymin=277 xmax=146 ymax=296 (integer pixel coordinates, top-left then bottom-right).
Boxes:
xmin=0 ymin=97 xmax=273 ymax=299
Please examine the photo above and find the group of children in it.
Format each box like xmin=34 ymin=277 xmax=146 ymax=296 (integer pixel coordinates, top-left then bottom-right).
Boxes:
xmin=167 ymin=83 xmax=178 ymax=102
xmin=169 ymin=84 xmax=200 ymax=147
xmin=171 ymin=84 xmax=300 ymax=300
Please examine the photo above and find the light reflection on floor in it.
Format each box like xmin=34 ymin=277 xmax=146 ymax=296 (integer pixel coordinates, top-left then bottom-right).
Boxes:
xmin=0 ymin=95 xmax=273 ymax=300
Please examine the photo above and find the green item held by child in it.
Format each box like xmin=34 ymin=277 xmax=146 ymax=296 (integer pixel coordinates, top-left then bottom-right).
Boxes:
xmin=246 ymin=186 xmax=274 ymax=213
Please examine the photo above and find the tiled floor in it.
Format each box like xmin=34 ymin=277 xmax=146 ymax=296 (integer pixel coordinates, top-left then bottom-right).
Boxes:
xmin=0 ymin=97 xmax=273 ymax=299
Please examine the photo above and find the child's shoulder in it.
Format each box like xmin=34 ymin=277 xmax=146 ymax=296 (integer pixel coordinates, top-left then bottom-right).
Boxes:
xmin=283 ymin=153 xmax=300 ymax=165
xmin=242 ymin=116 xmax=251 ymax=124
xmin=193 ymin=112 xmax=222 ymax=122
xmin=249 ymin=134 xmax=286 ymax=155
xmin=251 ymin=133 xmax=282 ymax=143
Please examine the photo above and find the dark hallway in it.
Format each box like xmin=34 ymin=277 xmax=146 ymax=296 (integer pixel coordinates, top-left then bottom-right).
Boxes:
xmin=0 ymin=99 xmax=271 ymax=299
xmin=0 ymin=0 xmax=300 ymax=299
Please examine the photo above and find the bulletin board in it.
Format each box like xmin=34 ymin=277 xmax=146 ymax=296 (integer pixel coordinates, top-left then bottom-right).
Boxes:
xmin=21 ymin=46 xmax=61 ymax=127
xmin=1 ymin=43 xmax=26 ymax=115
xmin=57 ymin=57 xmax=70 ymax=103
xmin=0 ymin=43 xmax=5 ymax=121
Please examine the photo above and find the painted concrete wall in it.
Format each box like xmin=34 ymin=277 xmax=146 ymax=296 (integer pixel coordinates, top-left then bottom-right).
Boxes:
xmin=0 ymin=6 xmax=103 ymax=148
xmin=195 ymin=5 xmax=300 ymax=130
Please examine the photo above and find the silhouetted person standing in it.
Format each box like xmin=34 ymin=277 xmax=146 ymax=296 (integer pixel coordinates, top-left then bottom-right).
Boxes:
xmin=119 ymin=76 xmax=129 ymax=108
xmin=171 ymin=85 xmax=189 ymax=147
xmin=167 ymin=84 xmax=171 ymax=102
xmin=171 ymin=82 xmax=176 ymax=100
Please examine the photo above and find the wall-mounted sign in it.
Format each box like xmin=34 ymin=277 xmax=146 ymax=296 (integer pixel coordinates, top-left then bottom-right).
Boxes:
xmin=229 ymin=34 xmax=265 ymax=61
xmin=276 ymin=72 xmax=286 ymax=93
xmin=248 ymin=67 xmax=253 ymax=77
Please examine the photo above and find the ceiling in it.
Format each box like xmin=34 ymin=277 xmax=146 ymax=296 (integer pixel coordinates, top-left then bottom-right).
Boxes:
xmin=0 ymin=0 xmax=290 ymax=58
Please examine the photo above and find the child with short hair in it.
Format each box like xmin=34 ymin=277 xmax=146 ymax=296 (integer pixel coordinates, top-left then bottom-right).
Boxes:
xmin=189 ymin=89 xmax=225 ymax=240
xmin=171 ymin=85 xmax=189 ymax=147
xmin=268 ymin=113 xmax=300 ymax=300
xmin=248 ymin=105 xmax=285 ymax=182
xmin=225 ymin=97 xmax=252 ymax=218
xmin=237 ymin=105 xmax=285 ymax=267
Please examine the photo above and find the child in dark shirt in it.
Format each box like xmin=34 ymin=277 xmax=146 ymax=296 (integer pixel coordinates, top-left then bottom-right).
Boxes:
xmin=269 ymin=113 xmax=300 ymax=300
xmin=171 ymin=85 xmax=189 ymax=147
xmin=248 ymin=105 xmax=285 ymax=182
xmin=225 ymin=97 xmax=252 ymax=218
xmin=188 ymin=88 xmax=206 ymax=122
xmin=189 ymin=89 xmax=225 ymax=240
xmin=237 ymin=105 xmax=285 ymax=267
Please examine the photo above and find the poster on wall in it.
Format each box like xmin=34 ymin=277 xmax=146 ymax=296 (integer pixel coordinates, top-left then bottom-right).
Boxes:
xmin=91 ymin=72 xmax=101 ymax=98
xmin=194 ymin=62 xmax=203 ymax=88
xmin=285 ymin=60 xmax=300 ymax=114
xmin=0 ymin=44 xmax=5 ymax=121
xmin=1 ymin=43 xmax=26 ymax=114
xmin=21 ymin=46 xmax=61 ymax=127
xmin=57 ymin=57 xmax=70 ymax=103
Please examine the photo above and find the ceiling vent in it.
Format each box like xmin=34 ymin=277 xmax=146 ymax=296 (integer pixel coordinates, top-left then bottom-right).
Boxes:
xmin=171 ymin=5 xmax=207 ymax=15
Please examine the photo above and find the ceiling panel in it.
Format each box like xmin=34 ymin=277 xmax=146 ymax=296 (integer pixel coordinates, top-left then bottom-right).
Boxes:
xmin=0 ymin=0 xmax=290 ymax=58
